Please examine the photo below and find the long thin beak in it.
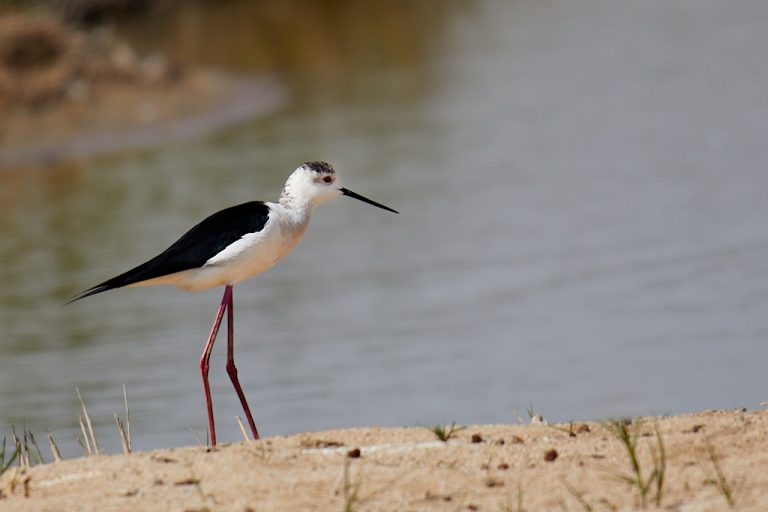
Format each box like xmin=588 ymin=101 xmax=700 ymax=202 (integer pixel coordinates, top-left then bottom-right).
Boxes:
xmin=340 ymin=188 xmax=399 ymax=214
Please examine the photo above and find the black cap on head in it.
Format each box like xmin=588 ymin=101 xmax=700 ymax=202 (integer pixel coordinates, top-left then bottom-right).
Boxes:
xmin=302 ymin=161 xmax=335 ymax=174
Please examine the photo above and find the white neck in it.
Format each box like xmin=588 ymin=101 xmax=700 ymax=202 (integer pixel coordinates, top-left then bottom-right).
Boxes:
xmin=278 ymin=189 xmax=313 ymax=212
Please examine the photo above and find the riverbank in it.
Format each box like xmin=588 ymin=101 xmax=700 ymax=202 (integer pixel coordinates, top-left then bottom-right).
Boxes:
xmin=1 ymin=409 xmax=766 ymax=511
xmin=0 ymin=13 xmax=283 ymax=169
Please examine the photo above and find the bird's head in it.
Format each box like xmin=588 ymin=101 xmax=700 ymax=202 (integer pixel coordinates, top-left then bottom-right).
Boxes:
xmin=280 ymin=161 xmax=398 ymax=213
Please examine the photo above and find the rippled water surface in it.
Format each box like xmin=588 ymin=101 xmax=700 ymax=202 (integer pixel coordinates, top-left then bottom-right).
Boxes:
xmin=2 ymin=0 xmax=768 ymax=454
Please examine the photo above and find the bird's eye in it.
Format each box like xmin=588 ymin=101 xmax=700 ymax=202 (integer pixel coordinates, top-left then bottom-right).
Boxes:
xmin=323 ymin=176 xmax=333 ymax=184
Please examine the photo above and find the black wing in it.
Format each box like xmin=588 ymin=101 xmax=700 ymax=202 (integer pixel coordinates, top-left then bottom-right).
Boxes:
xmin=68 ymin=201 xmax=271 ymax=303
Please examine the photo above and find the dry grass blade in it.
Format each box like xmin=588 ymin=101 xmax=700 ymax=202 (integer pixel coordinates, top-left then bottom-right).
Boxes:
xmin=11 ymin=426 xmax=26 ymax=468
xmin=46 ymin=430 xmax=62 ymax=462
xmin=235 ymin=416 xmax=250 ymax=442
xmin=115 ymin=414 xmax=130 ymax=454
xmin=78 ymin=416 xmax=92 ymax=455
xmin=515 ymin=483 xmax=525 ymax=512
xmin=74 ymin=434 xmax=87 ymax=454
xmin=113 ymin=385 xmax=132 ymax=454
xmin=26 ymin=430 xmax=45 ymax=465
xmin=123 ymin=384 xmax=131 ymax=452
xmin=561 ymin=479 xmax=593 ymax=512
xmin=342 ymin=458 xmax=361 ymax=512
xmin=76 ymin=387 xmax=100 ymax=455
xmin=501 ymin=483 xmax=526 ymax=512
xmin=187 ymin=424 xmax=204 ymax=447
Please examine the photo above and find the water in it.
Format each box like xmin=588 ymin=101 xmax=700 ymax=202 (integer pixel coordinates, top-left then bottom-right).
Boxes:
xmin=2 ymin=0 xmax=768 ymax=456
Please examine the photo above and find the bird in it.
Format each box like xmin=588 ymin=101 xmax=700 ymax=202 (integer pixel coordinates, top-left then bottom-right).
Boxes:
xmin=68 ymin=161 xmax=398 ymax=445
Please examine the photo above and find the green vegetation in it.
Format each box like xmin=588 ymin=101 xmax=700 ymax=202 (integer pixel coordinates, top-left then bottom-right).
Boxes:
xmin=1 ymin=436 xmax=19 ymax=476
xmin=701 ymin=435 xmax=736 ymax=508
xmin=603 ymin=419 xmax=665 ymax=508
xmin=426 ymin=422 xmax=466 ymax=442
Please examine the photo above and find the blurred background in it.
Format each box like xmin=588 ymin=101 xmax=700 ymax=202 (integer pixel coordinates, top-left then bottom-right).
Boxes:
xmin=2 ymin=0 xmax=768 ymax=456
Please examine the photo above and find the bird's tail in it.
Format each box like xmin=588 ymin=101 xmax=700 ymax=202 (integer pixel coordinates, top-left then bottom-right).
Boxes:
xmin=66 ymin=252 xmax=165 ymax=304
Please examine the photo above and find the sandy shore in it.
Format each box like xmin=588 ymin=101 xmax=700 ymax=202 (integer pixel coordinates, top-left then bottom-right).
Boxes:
xmin=1 ymin=409 xmax=766 ymax=511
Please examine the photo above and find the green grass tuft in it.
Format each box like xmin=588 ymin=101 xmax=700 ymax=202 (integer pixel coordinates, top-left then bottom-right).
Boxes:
xmin=700 ymin=434 xmax=736 ymax=508
xmin=425 ymin=422 xmax=466 ymax=442
xmin=1 ymin=436 xmax=19 ymax=476
xmin=602 ymin=418 xmax=665 ymax=508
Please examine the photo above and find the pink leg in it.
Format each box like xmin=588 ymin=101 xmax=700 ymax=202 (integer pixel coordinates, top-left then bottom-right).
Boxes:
xmin=225 ymin=287 xmax=260 ymax=440
xmin=199 ymin=285 xmax=232 ymax=446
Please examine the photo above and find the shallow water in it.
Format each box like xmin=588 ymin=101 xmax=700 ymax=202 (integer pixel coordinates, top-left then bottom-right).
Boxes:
xmin=2 ymin=0 xmax=768 ymax=455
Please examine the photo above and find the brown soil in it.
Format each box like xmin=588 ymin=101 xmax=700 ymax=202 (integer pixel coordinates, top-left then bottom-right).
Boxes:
xmin=0 ymin=14 xmax=283 ymax=168
xmin=1 ymin=409 xmax=766 ymax=511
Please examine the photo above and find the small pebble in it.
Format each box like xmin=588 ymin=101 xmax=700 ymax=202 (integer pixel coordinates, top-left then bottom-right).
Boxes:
xmin=471 ymin=433 xmax=483 ymax=443
xmin=174 ymin=478 xmax=200 ymax=486
xmin=484 ymin=477 xmax=504 ymax=488
xmin=544 ymin=448 xmax=558 ymax=462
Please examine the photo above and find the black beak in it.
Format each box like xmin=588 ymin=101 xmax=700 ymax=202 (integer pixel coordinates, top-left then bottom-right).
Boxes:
xmin=340 ymin=188 xmax=399 ymax=214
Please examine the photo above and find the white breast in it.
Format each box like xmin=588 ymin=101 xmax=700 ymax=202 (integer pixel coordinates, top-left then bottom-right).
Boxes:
xmin=180 ymin=205 xmax=308 ymax=291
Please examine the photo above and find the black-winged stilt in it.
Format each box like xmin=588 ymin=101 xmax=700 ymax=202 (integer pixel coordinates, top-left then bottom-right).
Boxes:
xmin=69 ymin=161 xmax=398 ymax=444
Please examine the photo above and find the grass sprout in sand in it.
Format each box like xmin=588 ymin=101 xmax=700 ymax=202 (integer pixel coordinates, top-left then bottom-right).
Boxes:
xmin=700 ymin=433 xmax=738 ymax=508
xmin=425 ymin=422 xmax=466 ymax=442
xmin=602 ymin=418 xmax=666 ymax=508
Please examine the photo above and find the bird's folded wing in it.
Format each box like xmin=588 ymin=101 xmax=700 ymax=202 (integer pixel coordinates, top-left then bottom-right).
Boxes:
xmin=68 ymin=201 xmax=271 ymax=302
